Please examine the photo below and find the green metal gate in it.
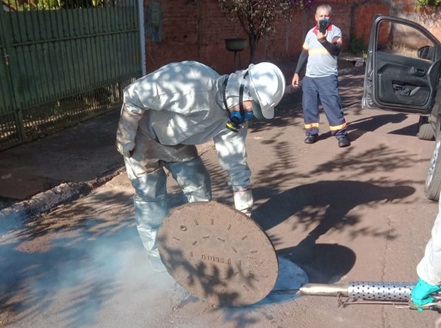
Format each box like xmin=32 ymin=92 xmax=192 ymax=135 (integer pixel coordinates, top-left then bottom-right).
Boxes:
xmin=0 ymin=0 xmax=142 ymax=151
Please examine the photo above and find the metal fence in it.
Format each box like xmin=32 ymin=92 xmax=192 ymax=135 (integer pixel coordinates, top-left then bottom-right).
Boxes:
xmin=0 ymin=0 xmax=142 ymax=150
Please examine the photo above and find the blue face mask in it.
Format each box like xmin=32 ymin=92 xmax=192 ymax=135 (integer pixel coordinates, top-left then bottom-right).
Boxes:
xmin=244 ymin=111 xmax=254 ymax=122
xmin=227 ymin=109 xmax=254 ymax=132
xmin=231 ymin=110 xmax=253 ymax=123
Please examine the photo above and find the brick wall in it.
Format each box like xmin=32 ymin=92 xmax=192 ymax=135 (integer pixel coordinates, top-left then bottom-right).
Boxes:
xmin=352 ymin=2 xmax=390 ymax=45
xmin=389 ymin=0 xmax=441 ymax=40
xmin=350 ymin=0 xmax=441 ymax=47
xmin=144 ymin=0 xmax=368 ymax=74
xmin=143 ymin=0 xmax=441 ymax=74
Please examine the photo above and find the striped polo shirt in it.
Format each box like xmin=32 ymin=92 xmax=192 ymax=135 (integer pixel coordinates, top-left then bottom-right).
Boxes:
xmin=303 ymin=23 xmax=342 ymax=78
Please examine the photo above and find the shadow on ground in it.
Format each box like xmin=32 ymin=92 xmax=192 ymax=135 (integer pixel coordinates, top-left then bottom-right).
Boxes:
xmin=251 ymin=180 xmax=415 ymax=283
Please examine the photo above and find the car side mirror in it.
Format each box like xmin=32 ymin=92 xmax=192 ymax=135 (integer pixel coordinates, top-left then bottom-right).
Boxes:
xmin=417 ymin=45 xmax=434 ymax=60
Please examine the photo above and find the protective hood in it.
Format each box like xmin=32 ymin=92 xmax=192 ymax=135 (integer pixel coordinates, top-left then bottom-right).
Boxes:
xmin=224 ymin=70 xmax=253 ymax=110
xmin=247 ymin=62 xmax=286 ymax=120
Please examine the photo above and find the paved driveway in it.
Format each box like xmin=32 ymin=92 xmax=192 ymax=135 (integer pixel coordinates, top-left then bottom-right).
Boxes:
xmin=1 ymin=67 xmax=440 ymax=328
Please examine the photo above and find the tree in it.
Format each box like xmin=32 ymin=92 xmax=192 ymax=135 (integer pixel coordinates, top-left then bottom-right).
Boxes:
xmin=218 ymin=0 xmax=314 ymax=63
xmin=416 ymin=0 xmax=441 ymax=12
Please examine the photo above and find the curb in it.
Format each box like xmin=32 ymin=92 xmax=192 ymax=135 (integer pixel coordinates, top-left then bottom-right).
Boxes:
xmin=0 ymin=142 xmax=214 ymax=234
xmin=0 ymin=167 xmax=125 ymax=235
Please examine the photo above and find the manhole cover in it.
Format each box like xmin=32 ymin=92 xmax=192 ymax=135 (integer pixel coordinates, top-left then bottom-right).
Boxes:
xmin=158 ymin=201 xmax=279 ymax=307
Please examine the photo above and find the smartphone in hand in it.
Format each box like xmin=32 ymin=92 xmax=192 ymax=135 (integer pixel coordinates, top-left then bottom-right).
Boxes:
xmin=319 ymin=19 xmax=329 ymax=34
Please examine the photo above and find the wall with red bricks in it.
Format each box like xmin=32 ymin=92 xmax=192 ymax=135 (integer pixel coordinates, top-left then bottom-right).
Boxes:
xmin=144 ymin=0 xmax=300 ymax=74
xmin=389 ymin=1 xmax=441 ymax=40
xmin=143 ymin=0 xmax=440 ymax=74
xmin=352 ymin=2 xmax=390 ymax=45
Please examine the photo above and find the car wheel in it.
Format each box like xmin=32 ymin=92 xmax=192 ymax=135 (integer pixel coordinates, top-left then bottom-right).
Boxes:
xmin=425 ymin=138 xmax=441 ymax=201
xmin=417 ymin=116 xmax=435 ymax=140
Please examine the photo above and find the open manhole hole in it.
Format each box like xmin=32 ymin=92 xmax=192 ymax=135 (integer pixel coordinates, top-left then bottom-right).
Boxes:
xmin=158 ymin=201 xmax=279 ymax=307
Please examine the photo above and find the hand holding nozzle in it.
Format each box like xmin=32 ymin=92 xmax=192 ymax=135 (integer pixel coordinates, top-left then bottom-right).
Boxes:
xmin=410 ymin=278 xmax=441 ymax=312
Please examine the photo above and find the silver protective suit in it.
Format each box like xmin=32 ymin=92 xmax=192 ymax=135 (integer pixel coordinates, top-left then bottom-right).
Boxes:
xmin=116 ymin=61 xmax=253 ymax=257
xmin=416 ymin=196 xmax=441 ymax=285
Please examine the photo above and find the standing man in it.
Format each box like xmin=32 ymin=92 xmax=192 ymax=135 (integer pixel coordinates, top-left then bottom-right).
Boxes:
xmin=292 ymin=4 xmax=350 ymax=147
xmin=116 ymin=60 xmax=286 ymax=271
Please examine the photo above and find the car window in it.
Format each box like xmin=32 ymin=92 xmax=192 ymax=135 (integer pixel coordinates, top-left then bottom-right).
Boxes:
xmin=376 ymin=20 xmax=435 ymax=62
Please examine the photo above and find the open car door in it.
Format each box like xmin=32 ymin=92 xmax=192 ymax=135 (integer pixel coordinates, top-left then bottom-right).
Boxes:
xmin=362 ymin=15 xmax=441 ymax=115
xmin=363 ymin=15 xmax=441 ymax=201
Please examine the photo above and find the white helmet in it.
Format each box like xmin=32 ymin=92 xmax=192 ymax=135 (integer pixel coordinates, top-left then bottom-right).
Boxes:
xmin=247 ymin=62 xmax=286 ymax=120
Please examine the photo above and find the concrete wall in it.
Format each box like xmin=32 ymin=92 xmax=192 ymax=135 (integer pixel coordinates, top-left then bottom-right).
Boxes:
xmin=143 ymin=0 xmax=440 ymax=74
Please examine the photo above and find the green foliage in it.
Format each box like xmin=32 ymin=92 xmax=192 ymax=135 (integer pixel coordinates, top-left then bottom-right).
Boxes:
xmin=347 ymin=37 xmax=367 ymax=56
xmin=5 ymin=0 xmax=103 ymax=11
xmin=416 ymin=0 xmax=441 ymax=12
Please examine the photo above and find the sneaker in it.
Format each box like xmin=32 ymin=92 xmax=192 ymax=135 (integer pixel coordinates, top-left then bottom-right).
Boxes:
xmin=337 ymin=136 xmax=351 ymax=148
xmin=148 ymin=255 xmax=167 ymax=273
xmin=304 ymin=134 xmax=319 ymax=144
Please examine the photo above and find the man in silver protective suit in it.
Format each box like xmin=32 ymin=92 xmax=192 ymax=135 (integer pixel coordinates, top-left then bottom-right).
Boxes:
xmin=411 ymin=196 xmax=441 ymax=310
xmin=116 ymin=61 xmax=286 ymax=271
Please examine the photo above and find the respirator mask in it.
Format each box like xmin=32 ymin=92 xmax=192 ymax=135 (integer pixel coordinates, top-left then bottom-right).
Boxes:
xmin=223 ymin=73 xmax=254 ymax=133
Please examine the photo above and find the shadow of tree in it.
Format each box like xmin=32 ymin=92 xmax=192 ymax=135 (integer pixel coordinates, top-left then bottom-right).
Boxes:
xmin=250 ymin=180 xmax=414 ymax=286
xmin=347 ymin=113 xmax=410 ymax=141
xmin=249 ymin=137 xmax=424 ymax=203
xmin=338 ymin=69 xmax=366 ymax=116
xmin=0 ymin=188 xmax=139 ymax=327
xmin=253 ymin=180 xmax=414 ymax=234
xmin=0 ymin=66 xmax=430 ymax=327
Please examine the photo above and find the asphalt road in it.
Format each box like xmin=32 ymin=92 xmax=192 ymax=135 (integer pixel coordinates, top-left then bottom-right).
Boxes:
xmin=1 ymin=67 xmax=441 ymax=327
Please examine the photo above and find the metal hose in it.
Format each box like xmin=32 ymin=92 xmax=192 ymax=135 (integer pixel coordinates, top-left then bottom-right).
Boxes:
xmin=298 ymin=281 xmax=415 ymax=301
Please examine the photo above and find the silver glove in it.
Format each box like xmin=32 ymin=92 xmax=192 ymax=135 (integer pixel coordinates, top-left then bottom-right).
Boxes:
xmin=116 ymin=103 xmax=143 ymax=157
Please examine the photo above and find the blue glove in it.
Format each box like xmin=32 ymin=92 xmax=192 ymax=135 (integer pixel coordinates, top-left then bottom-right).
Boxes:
xmin=411 ymin=278 xmax=441 ymax=310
